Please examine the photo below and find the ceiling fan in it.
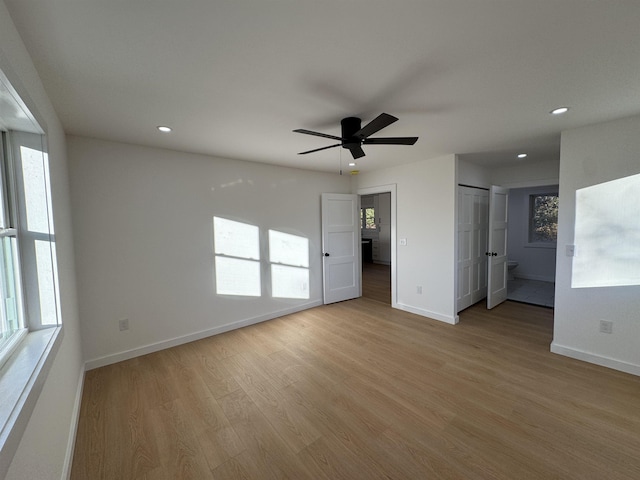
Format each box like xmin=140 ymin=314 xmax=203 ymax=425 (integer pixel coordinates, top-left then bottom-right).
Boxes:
xmin=293 ymin=113 xmax=418 ymax=160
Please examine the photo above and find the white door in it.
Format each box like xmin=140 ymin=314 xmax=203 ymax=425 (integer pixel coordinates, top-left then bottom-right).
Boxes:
xmin=457 ymin=186 xmax=489 ymax=312
xmin=487 ymin=186 xmax=509 ymax=309
xmin=321 ymin=193 xmax=360 ymax=304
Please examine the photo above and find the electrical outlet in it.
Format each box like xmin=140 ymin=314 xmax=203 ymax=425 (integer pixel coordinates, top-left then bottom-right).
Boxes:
xmin=119 ymin=318 xmax=130 ymax=331
xmin=416 ymin=285 xmax=422 ymax=294
xmin=599 ymin=320 xmax=613 ymax=334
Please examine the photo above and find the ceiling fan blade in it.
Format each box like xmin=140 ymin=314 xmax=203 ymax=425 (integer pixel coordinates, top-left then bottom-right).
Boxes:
xmin=293 ymin=129 xmax=342 ymax=141
xmin=364 ymin=137 xmax=419 ymax=145
xmin=298 ymin=143 xmax=341 ymax=155
xmin=348 ymin=144 xmax=366 ymax=159
xmin=354 ymin=113 xmax=398 ymax=139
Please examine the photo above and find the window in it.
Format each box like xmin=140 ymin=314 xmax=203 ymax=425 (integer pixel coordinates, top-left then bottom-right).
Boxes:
xmin=361 ymin=207 xmax=376 ymax=230
xmin=0 ymin=70 xmax=61 ymax=476
xmin=529 ymin=193 xmax=558 ymax=244
xmin=0 ymin=134 xmax=26 ymax=366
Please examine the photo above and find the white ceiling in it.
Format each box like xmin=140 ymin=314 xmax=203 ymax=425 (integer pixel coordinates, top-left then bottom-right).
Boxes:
xmin=5 ymin=0 xmax=640 ymax=173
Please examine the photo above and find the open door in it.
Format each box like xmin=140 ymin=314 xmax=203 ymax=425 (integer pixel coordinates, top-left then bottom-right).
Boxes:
xmin=487 ymin=185 xmax=509 ymax=309
xmin=321 ymin=193 xmax=360 ymax=304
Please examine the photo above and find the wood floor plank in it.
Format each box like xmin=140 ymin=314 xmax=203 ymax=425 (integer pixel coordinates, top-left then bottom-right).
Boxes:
xmin=220 ymin=353 xmax=322 ymax=453
xmin=72 ymin=291 xmax=640 ymax=479
xmin=147 ymin=398 xmax=214 ymax=479
xmin=217 ymin=388 xmax=317 ymax=480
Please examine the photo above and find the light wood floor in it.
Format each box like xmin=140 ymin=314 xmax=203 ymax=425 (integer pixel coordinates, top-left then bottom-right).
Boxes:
xmin=71 ymin=300 xmax=640 ymax=479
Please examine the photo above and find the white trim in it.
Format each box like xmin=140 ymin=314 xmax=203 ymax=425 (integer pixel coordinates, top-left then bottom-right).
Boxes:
xmin=85 ymin=300 xmax=322 ymax=370
xmin=62 ymin=367 xmax=85 ymax=480
xmin=524 ymin=243 xmax=557 ymax=249
xmin=396 ymin=302 xmax=459 ymax=325
xmin=357 ymin=184 xmax=397 ymax=308
xmin=550 ymin=342 xmax=640 ymax=376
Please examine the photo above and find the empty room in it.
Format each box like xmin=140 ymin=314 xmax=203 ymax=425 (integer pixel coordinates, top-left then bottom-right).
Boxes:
xmin=1 ymin=1 xmax=639 ymax=479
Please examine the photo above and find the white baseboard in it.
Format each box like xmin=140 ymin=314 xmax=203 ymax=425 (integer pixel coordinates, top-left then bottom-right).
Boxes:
xmin=62 ymin=367 xmax=85 ymax=479
xmin=550 ymin=342 xmax=640 ymax=376
xmin=514 ymin=273 xmax=555 ymax=283
xmin=396 ymin=303 xmax=459 ymax=325
xmin=85 ymin=300 xmax=323 ymax=370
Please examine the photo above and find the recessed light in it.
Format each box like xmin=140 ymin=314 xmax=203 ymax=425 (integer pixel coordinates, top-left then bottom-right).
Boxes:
xmin=157 ymin=125 xmax=172 ymax=132
xmin=348 ymin=162 xmax=356 ymax=167
xmin=517 ymin=153 xmax=527 ymax=159
xmin=550 ymin=107 xmax=569 ymax=115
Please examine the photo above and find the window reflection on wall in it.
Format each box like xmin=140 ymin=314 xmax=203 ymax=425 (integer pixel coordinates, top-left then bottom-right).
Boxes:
xmin=213 ymin=217 xmax=261 ymax=296
xmin=573 ymin=172 xmax=640 ymax=288
xmin=269 ymin=230 xmax=309 ymax=299
xmin=212 ymin=217 xmax=310 ymax=299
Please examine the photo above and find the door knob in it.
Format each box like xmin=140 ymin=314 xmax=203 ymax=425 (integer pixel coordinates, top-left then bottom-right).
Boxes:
xmin=324 ymin=253 xmax=330 ymax=257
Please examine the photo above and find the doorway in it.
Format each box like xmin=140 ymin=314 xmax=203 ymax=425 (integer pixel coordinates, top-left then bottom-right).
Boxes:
xmin=505 ymin=185 xmax=558 ymax=308
xmin=456 ymin=183 xmax=558 ymax=312
xmin=358 ymin=185 xmax=397 ymax=306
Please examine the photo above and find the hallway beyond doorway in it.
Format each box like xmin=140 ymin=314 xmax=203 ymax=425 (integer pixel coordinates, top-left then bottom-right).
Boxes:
xmin=362 ymin=262 xmax=391 ymax=304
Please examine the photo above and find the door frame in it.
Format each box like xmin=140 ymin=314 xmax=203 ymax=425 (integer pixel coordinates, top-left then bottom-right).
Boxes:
xmin=357 ymin=184 xmax=397 ymax=308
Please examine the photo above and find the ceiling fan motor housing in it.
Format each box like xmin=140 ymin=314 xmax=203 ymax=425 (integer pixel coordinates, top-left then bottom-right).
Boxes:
xmin=341 ymin=117 xmax=363 ymax=149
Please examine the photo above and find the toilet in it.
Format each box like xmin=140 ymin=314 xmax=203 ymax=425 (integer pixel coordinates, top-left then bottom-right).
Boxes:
xmin=507 ymin=261 xmax=519 ymax=281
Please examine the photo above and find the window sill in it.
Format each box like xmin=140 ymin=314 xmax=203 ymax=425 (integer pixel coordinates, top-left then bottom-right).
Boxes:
xmin=524 ymin=243 xmax=557 ymax=249
xmin=0 ymin=326 xmax=62 ymax=477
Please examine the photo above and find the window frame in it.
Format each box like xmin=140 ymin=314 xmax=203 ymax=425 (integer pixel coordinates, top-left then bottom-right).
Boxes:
xmin=0 ymin=132 xmax=27 ymax=368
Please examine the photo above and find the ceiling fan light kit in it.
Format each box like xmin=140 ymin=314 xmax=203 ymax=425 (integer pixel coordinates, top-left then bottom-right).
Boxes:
xmin=294 ymin=113 xmax=418 ymax=160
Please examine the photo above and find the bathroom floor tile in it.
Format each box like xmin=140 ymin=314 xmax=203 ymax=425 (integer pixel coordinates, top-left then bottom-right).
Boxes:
xmin=507 ymin=279 xmax=554 ymax=308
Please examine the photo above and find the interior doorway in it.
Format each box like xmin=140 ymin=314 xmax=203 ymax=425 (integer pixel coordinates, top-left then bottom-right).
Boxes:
xmin=358 ymin=184 xmax=397 ymax=306
xmin=505 ymin=185 xmax=558 ymax=308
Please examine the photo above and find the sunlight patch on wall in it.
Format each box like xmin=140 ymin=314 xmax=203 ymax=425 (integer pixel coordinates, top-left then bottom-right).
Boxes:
xmin=213 ymin=217 xmax=261 ymax=296
xmin=213 ymin=218 xmax=310 ymax=299
xmin=572 ymin=172 xmax=640 ymax=288
xmin=269 ymin=230 xmax=309 ymax=299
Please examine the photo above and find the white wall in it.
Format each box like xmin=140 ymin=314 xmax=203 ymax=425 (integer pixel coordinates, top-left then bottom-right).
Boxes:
xmin=553 ymin=114 xmax=640 ymax=375
xmin=491 ymin=158 xmax=559 ymax=188
xmin=68 ymin=136 xmax=350 ymax=367
xmin=457 ymin=157 xmax=492 ymax=189
xmin=356 ymin=155 xmax=458 ymax=324
xmin=507 ymin=185 xmax=558 ymax=282
xmin=1 ymin=2 xmax=84 ymax=478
